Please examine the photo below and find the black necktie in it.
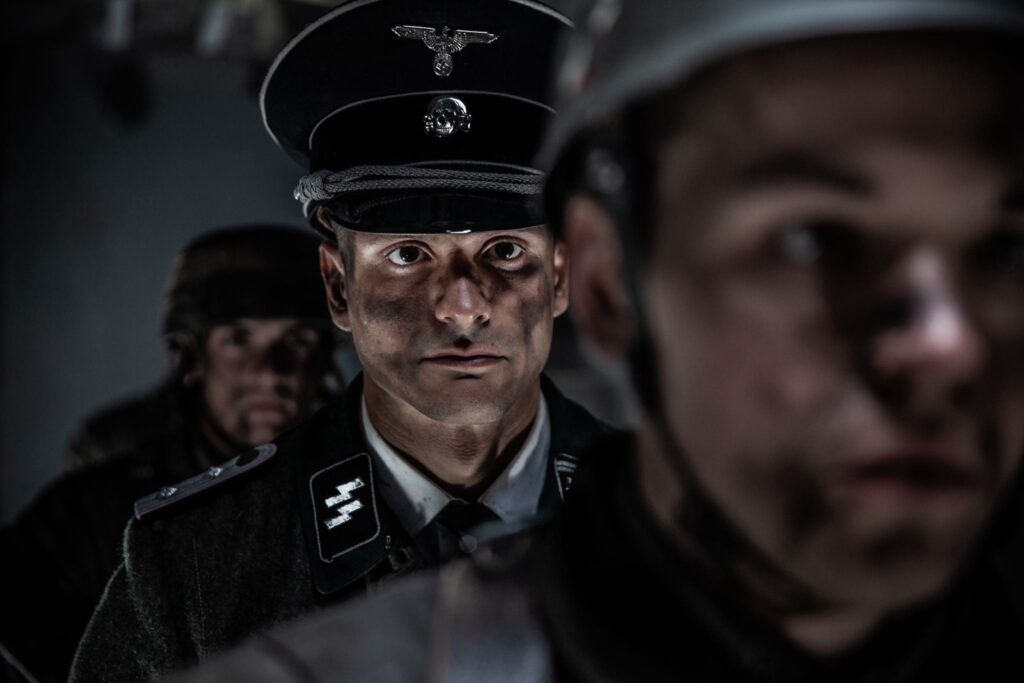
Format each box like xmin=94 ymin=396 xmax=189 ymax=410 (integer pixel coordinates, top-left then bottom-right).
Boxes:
xmin=417 ymin=500 xmax=500 ymax=565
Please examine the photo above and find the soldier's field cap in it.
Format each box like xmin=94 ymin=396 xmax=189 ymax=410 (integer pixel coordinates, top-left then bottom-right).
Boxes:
xmin=162 ymin=225 xmax=329 ymax=336
xmin=261 ymin=0 xmax=573 ymax=236
xmin=543 ymin=0 xmax=1024 ymax=171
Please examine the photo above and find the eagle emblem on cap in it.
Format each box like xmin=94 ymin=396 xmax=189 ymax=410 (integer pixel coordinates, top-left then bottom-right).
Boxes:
xmin=392 ymin=24 xmax=499 ymax=77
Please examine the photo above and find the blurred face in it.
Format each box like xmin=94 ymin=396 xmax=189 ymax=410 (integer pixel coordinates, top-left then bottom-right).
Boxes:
xmin=321 ymin=226 xmax=568 ymax=424
xmin=197 ymin=318 xmax=326 ymax=447
xmin=641 ymin=37 xmax=1024 ymax=609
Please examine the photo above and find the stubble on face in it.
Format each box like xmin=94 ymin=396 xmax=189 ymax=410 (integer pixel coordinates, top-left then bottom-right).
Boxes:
xmin=198 ymin=319 xmax=325 ymax=449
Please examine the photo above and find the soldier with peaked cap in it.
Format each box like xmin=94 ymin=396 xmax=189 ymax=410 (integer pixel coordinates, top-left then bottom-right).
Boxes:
xmin=168 ymin=0 xmax=1024 ymax=681
xmin=0 ymin=225 xmax=338 ymax=683
xmin=70 ymin=1 xmax=610 ymax=681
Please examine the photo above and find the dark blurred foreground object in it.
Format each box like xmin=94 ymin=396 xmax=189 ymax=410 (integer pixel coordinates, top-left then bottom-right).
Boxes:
xmin=170 ymin=0 xmax=1024 ymax=681
xmin=0 ymin=225 xmax=338 ymax=683
xmin=169 ymin=437 xmax=1024 ymax=683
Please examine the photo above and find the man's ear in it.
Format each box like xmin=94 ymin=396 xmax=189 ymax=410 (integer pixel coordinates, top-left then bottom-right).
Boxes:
xmin=562 ymin=195 xmax=632 ymax=359
xmin=319 ymin=241 xmax=352 ymax=332
xmin=315 ymin=206 xmax=333 ymax=231
xmin=169 ymin=332 xmax=205 ymax=387
xmin=551 ymin=241 xmax=570 ymax=319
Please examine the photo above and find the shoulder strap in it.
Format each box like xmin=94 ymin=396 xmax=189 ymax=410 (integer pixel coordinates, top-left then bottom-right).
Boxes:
xmin=132 ymin=443 xmax=277 ymax=520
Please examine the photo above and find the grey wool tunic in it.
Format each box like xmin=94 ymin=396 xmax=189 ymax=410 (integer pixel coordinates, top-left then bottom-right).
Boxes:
xmin=69 ymin=374 xmax=611 ymax=682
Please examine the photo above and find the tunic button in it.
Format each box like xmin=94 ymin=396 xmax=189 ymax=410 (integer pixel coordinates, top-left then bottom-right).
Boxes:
xmin=459 ymin=534 xmax=479 ymax=554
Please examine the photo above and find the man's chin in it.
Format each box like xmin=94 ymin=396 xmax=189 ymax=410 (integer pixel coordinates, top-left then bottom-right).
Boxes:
xmin=793 ymin=524 xmax=977 ymax=612
xmin=412 ymin=395 xmax=512 ymax=425
xmin=409 ymin=381 xmax=519 ymax=424
xmin=369 ymin=364 xmax=538 ymax=425
xmin=239 ymin=416 xmax=291 ymax=446
xmin=813 ymin=560 xmax=959 ymax=615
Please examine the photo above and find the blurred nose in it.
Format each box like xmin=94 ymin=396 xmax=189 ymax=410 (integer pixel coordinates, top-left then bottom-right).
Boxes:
xmin=245 ymin=339 xmax=298 ymax=380
xmin=869 ymin=248 xmax=985 ymax=406
xmin=434 ymin=255 xmax=491 ymax=331
xmin=266 ymin=341 xmax=299 ymax=375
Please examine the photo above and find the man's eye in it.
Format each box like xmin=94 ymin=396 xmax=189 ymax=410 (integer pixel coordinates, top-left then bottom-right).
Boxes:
xmin=227 ymin=328 xmax=250 ymax=347
xmin=386 ymin=246 xmax=425 ymax=265
xmin=283 ymin=332 xmax=317 ymax=352
xmin=770 ymin=219 xmax=856 ymax=267
xmin=970 ymin=229 xmax=1024 ymax=280
xmin=490 ymin=242 xmax=524 ymax=261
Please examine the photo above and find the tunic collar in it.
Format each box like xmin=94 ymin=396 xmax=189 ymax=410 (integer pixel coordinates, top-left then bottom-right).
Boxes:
xmin=361 ymin=395 xmax=551 ymax=537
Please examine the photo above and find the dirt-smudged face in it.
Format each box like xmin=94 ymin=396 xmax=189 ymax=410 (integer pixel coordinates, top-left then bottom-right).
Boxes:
xmin=642 ymin=37 xmax=1024 ymax=610
xmin=198 ymin=318 xmax=327 ymax=447
xmin=321 ymin=226 xmax=568 ymax=425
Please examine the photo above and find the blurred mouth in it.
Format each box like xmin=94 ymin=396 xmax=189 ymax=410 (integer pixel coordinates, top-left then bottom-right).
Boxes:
xmin=421 ymin=348 xmax=507 ymax=370
xmin=844 ymin=448 xmax=978 ymax=499
xmin=242 ymin=398 xmax=291 ymax=417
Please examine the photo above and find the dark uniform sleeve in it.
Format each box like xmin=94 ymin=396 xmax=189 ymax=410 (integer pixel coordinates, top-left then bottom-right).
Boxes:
xmin=164 ymin=572 xmax=442 ymax=683
xmin=0 ymin=466 xmax=137 ymax=683
xmin=69 ymin=519 xmax=191 ymax=683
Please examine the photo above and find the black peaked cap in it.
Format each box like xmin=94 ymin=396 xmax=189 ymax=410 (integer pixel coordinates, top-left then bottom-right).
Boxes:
xmin=260 ymin=0 xmax=573 ymax=234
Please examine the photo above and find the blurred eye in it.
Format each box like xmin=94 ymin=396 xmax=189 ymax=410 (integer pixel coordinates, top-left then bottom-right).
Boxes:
xmin=386 ymin=245 xmax=425 ymax=265
xmin=283 ymin=330 xmax=318 ymax=353
xmin=969 ymin=229 xmax=1024 ymax=280
xmin=227 ymin=327 xmax=250 ymax=347
xmin=488 ymin=241 xmax=524 ymax=261
xmin=770 ymin=219 xmax=858 ymax=268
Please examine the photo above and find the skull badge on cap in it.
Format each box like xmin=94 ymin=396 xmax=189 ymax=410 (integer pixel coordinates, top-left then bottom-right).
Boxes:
xmin=423 ymin=96 xmax=472 ymax=138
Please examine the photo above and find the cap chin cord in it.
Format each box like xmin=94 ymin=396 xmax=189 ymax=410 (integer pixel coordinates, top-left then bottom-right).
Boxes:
xmin=294 ymin=165 xmax=545 ymax=205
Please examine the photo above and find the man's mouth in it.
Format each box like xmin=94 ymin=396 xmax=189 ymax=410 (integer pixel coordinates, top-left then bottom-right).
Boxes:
xmin=421 ymin=348 xmax=507 ymax=369
xmin=845 ymin=448 xmax=978 ymax=498
xmin=243 ymin=397 xmax=291 ymax=415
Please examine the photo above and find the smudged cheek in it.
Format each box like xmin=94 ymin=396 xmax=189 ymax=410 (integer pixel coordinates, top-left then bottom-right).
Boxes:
xmin=656 ymin=281 xmax=845 ymax=465
xmin=651 ymin=277 xmax=849 ymax=551
xmin=993 ymin=362 xmax=1024 ymax=487
xmin=739 ymin=449 xmax=836 ymax=554
xmin=954 ymin=337 xmax=1024 ymax=490
xmin=203 ymin=379 xmax=245 ymax=434
xmin=349 ymin=288 xmax=433 ymax=381
xmin=285 ymin=374 xmax=317 ymax=417
xmin=493 ymin=274 xmax=554 ymax=369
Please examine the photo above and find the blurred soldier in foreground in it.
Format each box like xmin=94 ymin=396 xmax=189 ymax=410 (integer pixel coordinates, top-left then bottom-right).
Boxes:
xmin=71 ymin=1 xmax=608 ymax=681
xmin=0 ymin=225 xmax=336 ymax=683
xmin=172 ymin=0 xmax=1024 ymax=681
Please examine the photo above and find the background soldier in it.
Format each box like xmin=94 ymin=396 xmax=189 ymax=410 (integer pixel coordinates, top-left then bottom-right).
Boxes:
xmin=70 ymin=1 xmax=609 ymax=681
xmin=68 ymin=225 xmax=340 ymax=470
xmin=0 ymin=224 xmax=337 ymax=683
xmin=171 ymin=0 xmax=1024 ymax=681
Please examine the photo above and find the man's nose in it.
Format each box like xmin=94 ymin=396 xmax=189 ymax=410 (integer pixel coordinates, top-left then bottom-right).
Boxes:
xmin=434 ymin=260 xmax=491 ymax=330
xmin=254 ymin=341 xmax=298 ymax=376
xmin=869 ymin=248 xmax=985 ymax=403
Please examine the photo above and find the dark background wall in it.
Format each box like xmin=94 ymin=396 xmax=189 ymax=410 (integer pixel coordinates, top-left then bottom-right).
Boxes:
xmin=0 ymin=44 xmax=305 ymax=520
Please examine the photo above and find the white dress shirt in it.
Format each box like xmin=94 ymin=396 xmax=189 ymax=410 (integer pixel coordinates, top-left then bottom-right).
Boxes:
xmin=361 ymin=395 xmax=551 ymax=537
